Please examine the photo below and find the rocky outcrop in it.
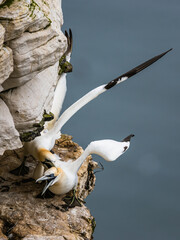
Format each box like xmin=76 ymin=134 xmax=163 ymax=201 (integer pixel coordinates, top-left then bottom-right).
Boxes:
xmin=0 ymin=0 xmax=50 ymax=42
xmin=0 ymin=137 xmax=97 ymax=239
xmin=1 ymin=62 xmax=59 ymax=132
xmin=0 ymin=46 xmax=13 ymax=86
xmin=0 ymin=24 xmax=5 ymax=48
xmin=2 ymin=27 xmax=66 ymax=90
xmin=0 ymin=0 xmax=66 ymax=155
xmin=0 ymin=1 xmax=98 ymax=239
xmin=0 ymin=98 xmax=22 ymax=155
xmin=0 ymin=23 xmax=14 ymax=86
xmin=0 ymin=0 xmax=66 ymax=90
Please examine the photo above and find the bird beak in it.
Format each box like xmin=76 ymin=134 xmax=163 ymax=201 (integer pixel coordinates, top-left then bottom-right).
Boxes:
xmin=122 ymin=134 xmax=135 ymax=142
xmin=41 ymin=178 xmax=57 ymax=195
xmin=36 ymin=173 xmax=58 ymax=195
xmin=36 ymin=173 xmax=56 ymax=182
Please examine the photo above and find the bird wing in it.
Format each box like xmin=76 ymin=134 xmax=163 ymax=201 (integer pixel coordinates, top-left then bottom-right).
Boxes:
xmin=51 ymin=49 xmax=172 ymax=135
xmin=64 ymin=29 xmax=73 ymax=62
xmin=105 ymin=48 xmax=172 ymax=89
xmin=45 ymin=30 xmax=73 ymax=131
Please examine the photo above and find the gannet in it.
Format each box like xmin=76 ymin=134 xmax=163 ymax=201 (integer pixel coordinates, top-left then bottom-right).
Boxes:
xmin=37 ymin=134 xmax=134 ymax=196
xmin=11 ymin=48 xmax=172 ymax=177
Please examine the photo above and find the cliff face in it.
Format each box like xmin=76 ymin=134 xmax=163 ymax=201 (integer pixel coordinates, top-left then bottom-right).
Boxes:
xmin=0 ymin=137 xmax=97 ymax=240
xmin=0 ymin=1 xmax=97 ymax=239
xmin=0 ymin=0 xmax=66 ymax=155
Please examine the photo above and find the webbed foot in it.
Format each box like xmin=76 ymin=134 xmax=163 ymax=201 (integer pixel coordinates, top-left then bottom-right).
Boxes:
xmin=62 ymin=189 xmax=85 ymax=208
xmin=10 ymin=161 xmax=29 ymax=176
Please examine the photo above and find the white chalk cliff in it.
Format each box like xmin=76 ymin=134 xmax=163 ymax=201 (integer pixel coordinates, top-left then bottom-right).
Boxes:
xmin=0 ymin=0 xmax=67 ymax=155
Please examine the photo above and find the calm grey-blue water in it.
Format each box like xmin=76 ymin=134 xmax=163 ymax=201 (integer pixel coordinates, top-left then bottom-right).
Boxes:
xmin=62 ymin=0 xmax=179 ymax=239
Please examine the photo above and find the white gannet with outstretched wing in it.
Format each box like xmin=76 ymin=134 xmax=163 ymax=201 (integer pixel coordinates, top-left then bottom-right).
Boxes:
xmin=50 ymin=48 xmax=172 ymax=134
xmin=10 ymin=47 xmax=172 ymax=178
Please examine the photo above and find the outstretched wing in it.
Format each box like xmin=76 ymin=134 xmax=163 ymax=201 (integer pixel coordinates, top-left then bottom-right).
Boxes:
xmin=51 ymin=49 xmax=172 ymax=134
xmin=105 ymin=48 xmax=172 ymax=89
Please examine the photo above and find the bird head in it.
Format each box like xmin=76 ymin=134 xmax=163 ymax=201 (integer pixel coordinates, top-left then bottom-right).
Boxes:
xmin=37 ymin=148 xmax=60 ymax=169
xmin=88 ymin=134 xmax=134 ymax=162
xmin=36 ymin=167 xmax=62 ymax=195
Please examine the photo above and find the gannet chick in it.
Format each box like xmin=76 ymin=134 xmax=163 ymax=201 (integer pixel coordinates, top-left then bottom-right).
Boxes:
xmin=37 ymin=134 xmax=134 ymax=195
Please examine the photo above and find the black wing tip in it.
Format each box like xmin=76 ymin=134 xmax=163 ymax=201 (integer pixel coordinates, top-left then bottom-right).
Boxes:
xmin=160 ymin=48 xmax=173 ymax=57
xmin=65 ymin=30 xmax=68 ymax=38
xmin=64 ymin=28 xmax=73 ymax=56
xmin=122 ymin=134 xmax=135 ymax=142
xmin=65 ymin=28 xmax=72 ymax=37
xmin=165 ymin=48 xmax=173 ymax=53
xmin=104 ymin=48 xmax=173 ymax=90
xmin=104 ymin=79 xmax=119 ymax=90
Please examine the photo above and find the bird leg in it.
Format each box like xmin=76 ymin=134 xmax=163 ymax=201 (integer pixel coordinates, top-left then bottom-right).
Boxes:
xmin=63 ymin=189 xmax=85 ymax=208
xmin=94 ymin=162 xmax=104 ymax=174
xmin=10 ymin=155 xmax=29 ymax=176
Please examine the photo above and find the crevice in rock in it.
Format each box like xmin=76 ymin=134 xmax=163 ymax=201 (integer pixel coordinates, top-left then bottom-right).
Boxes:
xmin=0 ymin=137 xmax=96 ymax=239
xmin=1 ymin=219 xmax=20 ymax=240
xmin=85 ymin=162 xmax=95 ymax=193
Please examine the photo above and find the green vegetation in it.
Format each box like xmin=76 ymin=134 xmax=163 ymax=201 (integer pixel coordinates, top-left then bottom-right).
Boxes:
xmin=20 ymin=110 xmax=54 ymax=142
xmin=0 ymin=0 xmax=15 ymax=8
xmin=29 ymin=0 xmax=52 ymax=25
xmin=59 ymin=56 xmax=73 ymax=75
xmin=91 ymin=217 xmax=96 ymax=234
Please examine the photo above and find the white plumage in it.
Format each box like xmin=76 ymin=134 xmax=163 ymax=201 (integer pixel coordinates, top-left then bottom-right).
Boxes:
xmin=10 ymin=31 xmax=171 ymax=186
xmin=37 ymin=134 xmax=134 ymax=195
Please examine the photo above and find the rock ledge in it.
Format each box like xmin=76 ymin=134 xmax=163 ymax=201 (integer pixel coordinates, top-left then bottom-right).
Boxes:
xmin=0 ymin=137 xmax=97 ymax=240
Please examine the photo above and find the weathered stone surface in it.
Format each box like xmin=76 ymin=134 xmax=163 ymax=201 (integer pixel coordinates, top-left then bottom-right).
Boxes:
xmin=23 ymin=236 xmax=65 ymax=240
xmin=2 ymin=30 xmax=66 ymax=90
xmin=0 ymin=23 xmax=5 ymax=49
xmin=31 ymin=0 xmax=63 ymax=30
xmin=0 ymin=0 xmax=50 ymax=42
xmin=0 ymin=137 xmax=97 ymax=239
xmin=1 ymin=62 xmax=59 ymax=131
xmin=0 ymin=0 xmax=6 ymax=6
xmin=7 ymin=26 xmax=58 ymax=55
xmin=0 ymin=99 xmax=22 ymax=156
xmin=0 ymin=0 xmax=67 ymax=154
xmin=0 ymin=46 xmax=13 ymax=85
xmin=0 ymin=2 xmax=96 ymax=238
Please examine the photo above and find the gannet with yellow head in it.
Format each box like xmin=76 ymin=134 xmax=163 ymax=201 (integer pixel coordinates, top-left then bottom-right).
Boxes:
xmin=37 ymin=134 xmax=134 ymax=195
xmin=33 ymin=48 xmax=172 ymax=179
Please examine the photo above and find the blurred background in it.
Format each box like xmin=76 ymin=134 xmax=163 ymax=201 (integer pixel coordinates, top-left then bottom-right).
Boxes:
xmin=61 ymin=0 xmax=179 ymax=239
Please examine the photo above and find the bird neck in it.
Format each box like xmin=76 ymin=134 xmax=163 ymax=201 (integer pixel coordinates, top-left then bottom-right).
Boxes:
xmin=71 ymin=145 xmax=92 ymax=174
xmin=37 ymin=148 xmax=58 ymax=167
